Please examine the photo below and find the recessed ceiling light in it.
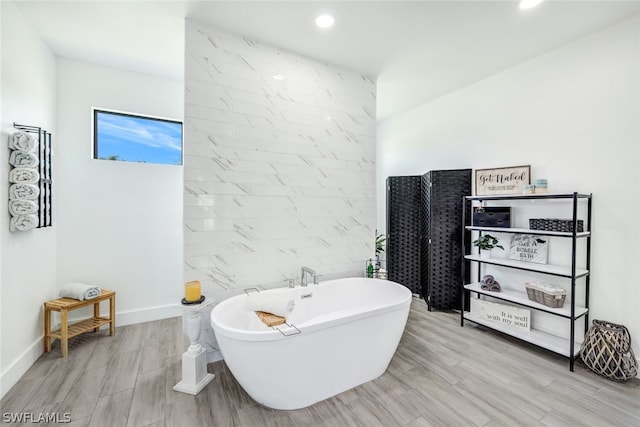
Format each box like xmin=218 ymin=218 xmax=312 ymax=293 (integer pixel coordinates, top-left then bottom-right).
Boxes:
xmin=272 ymin=74 xmax=284 ymax=80
xmin=316 ymin=14 xmax=335 ymax=29
xmin=519 ymin=0 xmax=544 ymax=10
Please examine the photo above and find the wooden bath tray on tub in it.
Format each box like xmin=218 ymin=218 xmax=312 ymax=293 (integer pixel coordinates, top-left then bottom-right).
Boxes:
xmin=256 ymin=311 xmax=286 ymax=327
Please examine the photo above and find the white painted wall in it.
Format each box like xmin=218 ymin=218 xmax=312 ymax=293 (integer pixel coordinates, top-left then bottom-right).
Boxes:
xmin=55 ymin=58 xmax=184 ymax=325
xmin=377 ymin=16 xmax=640 ymax=355
xmin=0 ymin=1 xmax=57 ymax=399
xmin=184 ymin=20 xmax=377 ymax=302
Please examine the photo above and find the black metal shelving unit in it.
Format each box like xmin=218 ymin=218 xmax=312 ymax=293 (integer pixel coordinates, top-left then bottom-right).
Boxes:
xmin=460 ymin=192 xmax=592 ymax=371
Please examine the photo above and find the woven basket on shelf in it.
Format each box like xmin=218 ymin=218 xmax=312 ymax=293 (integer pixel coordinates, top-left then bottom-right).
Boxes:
xmin=529 ymin=218 xmax=584 ymax=233
xmin=580 ymin=320 xmax=638 ymax=381
xmin=525 ymin=287 xmax=566 ymax=308
xmin=524 ymin=282 xmax=566 ymax=308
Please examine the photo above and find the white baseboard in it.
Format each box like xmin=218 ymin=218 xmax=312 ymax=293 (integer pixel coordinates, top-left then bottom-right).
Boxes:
xmin=207 ymin=349 xmax=223 ymax=364
xmin=115 ymin=304 xmax=182 ymax=326
xmin=0 ymin=338 xmax=43 ymax=400
xmin=0 ymin=304 xmax=181 ymax=400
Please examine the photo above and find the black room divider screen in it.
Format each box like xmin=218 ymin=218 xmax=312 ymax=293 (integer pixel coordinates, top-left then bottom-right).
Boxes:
xmin=387 ymin=169 xmax=471 ymax=310
xmin=386 ymin=175 xmax=422 ymax=294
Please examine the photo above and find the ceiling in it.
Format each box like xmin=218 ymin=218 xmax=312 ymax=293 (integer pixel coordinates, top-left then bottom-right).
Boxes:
xmin=11 ymin=0 xmax=640 ymax=119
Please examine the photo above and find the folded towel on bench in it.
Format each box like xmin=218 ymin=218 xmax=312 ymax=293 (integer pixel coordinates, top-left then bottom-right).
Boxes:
xmin=59 ymin=283 xmax=101 ymax=301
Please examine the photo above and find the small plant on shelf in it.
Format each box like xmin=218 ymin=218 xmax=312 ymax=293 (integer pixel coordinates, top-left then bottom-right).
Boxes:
xmin=375 ymin=230 xmax=386 ymax=256
xmin=472 ymin=234 xmax=504 ymax=251
xmin=369 ymin=230 xmax=387 ymax=277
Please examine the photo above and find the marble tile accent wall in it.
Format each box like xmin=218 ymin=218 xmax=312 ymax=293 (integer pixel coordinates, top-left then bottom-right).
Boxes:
xmin=184 ymin=20 xmax=377 ymax=301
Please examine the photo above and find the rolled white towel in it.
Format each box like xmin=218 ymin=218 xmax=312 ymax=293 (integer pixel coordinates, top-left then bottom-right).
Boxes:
xmin=9 ymin=183 xmax=40 ymax=200
xmin=9 ymin=167 xmax=40 ymax=184
xmin=10 ymin=214 xmax=38 ymax=231
xmin=59 ymin=283 xmax=101 ymax=301
xmin=533 ymin=282 xmax=566 ymax=294
xmin=9 ymin=131 xmax=37 ymax=152
xmin=8 ymin=199 xmax=38 ymax=216
xmin=9 ymin=150 xmax=39 ymax=168
xmin=245 ymin=293 xmax=295 ymax=318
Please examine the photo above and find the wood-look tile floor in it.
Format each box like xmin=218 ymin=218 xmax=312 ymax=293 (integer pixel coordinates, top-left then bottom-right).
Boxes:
xmin=2 ymin=298 xmax=639 ymax=426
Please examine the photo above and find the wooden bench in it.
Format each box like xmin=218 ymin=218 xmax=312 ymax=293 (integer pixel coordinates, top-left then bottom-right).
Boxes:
xmin=44 ymin=290 xmax=115 ymax=357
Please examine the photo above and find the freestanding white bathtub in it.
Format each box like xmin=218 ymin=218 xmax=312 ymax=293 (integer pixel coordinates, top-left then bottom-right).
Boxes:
xmin=210 ymin=277 xmax=412 ymax=410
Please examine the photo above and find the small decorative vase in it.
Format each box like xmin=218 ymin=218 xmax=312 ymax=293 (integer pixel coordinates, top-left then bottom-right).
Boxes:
xmin=480 ymin=249 xmax=492 ymax=259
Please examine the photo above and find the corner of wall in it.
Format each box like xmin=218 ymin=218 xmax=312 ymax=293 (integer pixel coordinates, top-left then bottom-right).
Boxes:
xmin=0 ymin=337 xmax=43 ymax=400
xmin=1 ymin=1 xmax=57 ymax=400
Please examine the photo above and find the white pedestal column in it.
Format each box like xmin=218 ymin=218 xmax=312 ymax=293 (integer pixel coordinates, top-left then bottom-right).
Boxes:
xmin=173 ymin=297 xmax=216 ymax=395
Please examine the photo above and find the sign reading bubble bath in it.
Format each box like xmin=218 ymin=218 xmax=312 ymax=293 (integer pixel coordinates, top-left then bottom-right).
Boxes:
xmin=509 ymin=234 xmax=549 ymax=264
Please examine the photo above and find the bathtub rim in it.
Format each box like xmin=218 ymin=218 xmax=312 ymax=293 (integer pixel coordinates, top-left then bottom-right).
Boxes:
xmin=210 ymin=278 xmax=412 ymax=342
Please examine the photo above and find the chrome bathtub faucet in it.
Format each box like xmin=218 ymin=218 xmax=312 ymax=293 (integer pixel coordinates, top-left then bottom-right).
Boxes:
xmin=300 ymin=266 xmax=317 ymax=287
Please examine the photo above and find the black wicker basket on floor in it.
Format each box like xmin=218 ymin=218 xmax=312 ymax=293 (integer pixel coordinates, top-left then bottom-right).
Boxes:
xmin=580 ymin=319 xmax=638 ymax=381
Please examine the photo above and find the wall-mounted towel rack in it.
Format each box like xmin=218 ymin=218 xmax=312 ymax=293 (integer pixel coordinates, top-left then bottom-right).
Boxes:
xmin=9 ymin=123 xmax=53 ymax=230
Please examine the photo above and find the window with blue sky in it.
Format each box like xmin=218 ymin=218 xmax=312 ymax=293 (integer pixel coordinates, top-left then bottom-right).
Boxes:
xmin=93 ymin=109 xmax=183 ymax=165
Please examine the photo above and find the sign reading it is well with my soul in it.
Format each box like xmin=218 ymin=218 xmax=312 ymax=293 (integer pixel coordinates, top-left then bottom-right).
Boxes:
xmin=470 ymin=298 xmax=530 ymax=332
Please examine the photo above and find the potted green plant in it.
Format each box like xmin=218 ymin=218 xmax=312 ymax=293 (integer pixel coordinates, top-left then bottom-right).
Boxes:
xmin=472 ymin=234 xmax=504 ymax=258
xmin=373 ymin=230 xmax=386 ymax=273
xmin=375 ymin=230 xmax=386 ymax=257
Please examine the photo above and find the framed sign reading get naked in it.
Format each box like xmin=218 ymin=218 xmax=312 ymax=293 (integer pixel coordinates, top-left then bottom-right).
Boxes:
xmin=475 ymin=165 xmax=530 ymax=196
